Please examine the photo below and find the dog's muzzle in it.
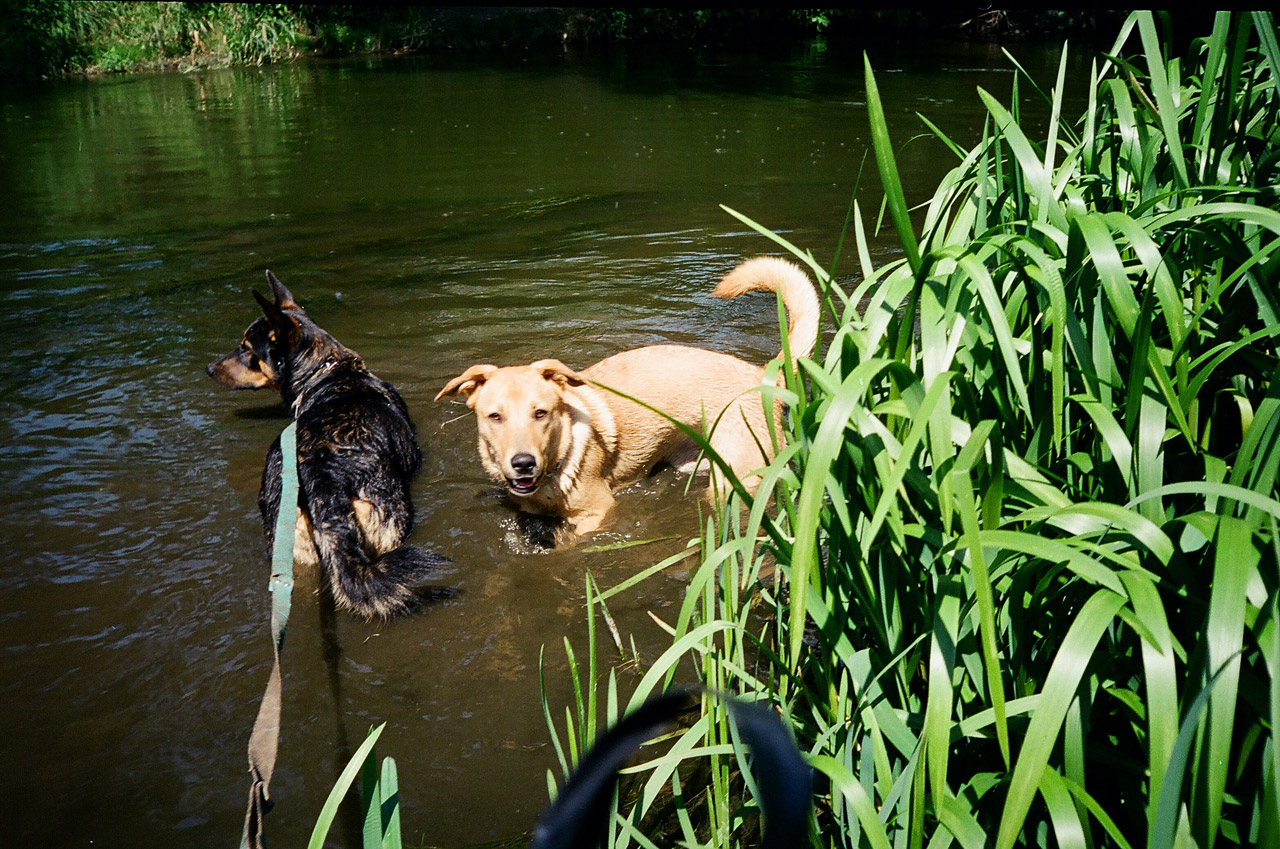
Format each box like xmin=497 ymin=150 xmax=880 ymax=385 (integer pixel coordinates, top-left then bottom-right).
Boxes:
xmin=508 ymin=453 xmax=540 ymax=495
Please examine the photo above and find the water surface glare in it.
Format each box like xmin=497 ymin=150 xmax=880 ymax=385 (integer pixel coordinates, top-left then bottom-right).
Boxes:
xmin=0 ymin=41 xmax=1086 ymax=848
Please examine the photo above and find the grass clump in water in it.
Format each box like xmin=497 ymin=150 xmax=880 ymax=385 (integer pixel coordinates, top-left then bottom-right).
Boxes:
xmin=545 ymin=10 xmax=1280 ymax=848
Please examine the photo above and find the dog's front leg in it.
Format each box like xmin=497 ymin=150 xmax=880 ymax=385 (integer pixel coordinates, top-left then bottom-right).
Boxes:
xmin=564 ymin=479 xmax=616 ymax=538
xmin=568 ymin=510 xmax=607 ymax=537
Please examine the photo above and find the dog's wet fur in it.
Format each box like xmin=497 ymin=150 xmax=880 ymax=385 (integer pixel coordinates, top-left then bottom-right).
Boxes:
xmin=437 ymin=256 xmax=820 ymax=543
xmin=208 ymin=271 xmax=448 ymax=619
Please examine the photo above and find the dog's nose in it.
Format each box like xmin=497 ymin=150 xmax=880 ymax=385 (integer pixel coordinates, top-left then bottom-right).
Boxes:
xmin=511 ymin=453 xmax=537 ymax=475
xmin=205 ymin=362 xmax=217 ymax=378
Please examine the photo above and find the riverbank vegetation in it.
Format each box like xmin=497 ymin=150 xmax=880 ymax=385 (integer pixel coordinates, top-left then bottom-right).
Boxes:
xmin=0 ymin=3 xmax=1128 ymax=81
xmin=541 ymin=9 xmax=1280 ymax=848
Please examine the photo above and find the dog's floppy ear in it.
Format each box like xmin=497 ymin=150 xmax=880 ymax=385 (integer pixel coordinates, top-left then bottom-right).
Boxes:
xmin=531 ymin=359 xmax=587 ymax=388
xmin=436 ymin=364 xmax=498 ymax=402
xmin=264 ymin=270 xmax=303 ymax=312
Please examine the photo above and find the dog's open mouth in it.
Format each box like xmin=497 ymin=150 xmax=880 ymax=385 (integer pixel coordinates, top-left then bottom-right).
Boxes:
xmin=508 ymin=475 xmax=540 ymax=496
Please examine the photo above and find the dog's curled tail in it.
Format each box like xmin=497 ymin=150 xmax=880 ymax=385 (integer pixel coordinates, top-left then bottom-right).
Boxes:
xmin=328 ymin=544 xmax=450 ymax=621
xmin=713 ymin=256 xmax=820 ymax=364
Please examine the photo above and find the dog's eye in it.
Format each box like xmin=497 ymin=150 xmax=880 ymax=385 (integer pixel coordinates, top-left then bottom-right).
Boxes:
xmin=533 ymin=409 xmax=548 ymax=420
xmin=487 ymin=412 xmax=503 ymax=423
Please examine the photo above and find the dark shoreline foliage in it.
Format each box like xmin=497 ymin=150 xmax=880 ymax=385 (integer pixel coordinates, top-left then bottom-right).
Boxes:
xmin=0 ymin=3 xmax=1137 ymax=82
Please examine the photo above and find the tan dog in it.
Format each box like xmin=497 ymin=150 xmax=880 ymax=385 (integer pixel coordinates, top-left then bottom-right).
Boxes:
xmin=436 ymin=256 xmax=820 ymax=539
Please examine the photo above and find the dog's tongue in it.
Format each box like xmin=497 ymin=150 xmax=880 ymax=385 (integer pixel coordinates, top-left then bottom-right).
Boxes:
xmin=511 ymin=476 xmax=537 ymax=494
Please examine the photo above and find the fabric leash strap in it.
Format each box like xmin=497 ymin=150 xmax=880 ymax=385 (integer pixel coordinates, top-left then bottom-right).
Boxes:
xmin=241 ymin=422 xmax=298 ymax=849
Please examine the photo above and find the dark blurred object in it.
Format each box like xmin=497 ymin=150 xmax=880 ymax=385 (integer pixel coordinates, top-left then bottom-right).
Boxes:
xmin=532 ymin=688 xmax=811 ymax=849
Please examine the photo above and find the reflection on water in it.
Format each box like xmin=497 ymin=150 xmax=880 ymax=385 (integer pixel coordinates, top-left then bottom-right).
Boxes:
xmin=0 ymin=39 xmax=1084 ymax=848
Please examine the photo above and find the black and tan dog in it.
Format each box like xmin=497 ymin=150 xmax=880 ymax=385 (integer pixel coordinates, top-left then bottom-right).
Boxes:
xmin=208 ymin=271 xmax=447 ymax=619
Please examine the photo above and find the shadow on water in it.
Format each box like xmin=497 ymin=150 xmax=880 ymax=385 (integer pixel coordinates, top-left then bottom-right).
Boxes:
xmin=0 ymin=38 xmax=1087 ymax=849
xmin=315 ymin=586 xmax=361 ymax=847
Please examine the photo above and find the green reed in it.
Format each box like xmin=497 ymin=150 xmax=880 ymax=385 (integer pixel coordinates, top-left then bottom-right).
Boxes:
xmin=547 ymin=11 xmax=1280 ymax=848
xmin=308 ymin=723 xmax=402 ymax=849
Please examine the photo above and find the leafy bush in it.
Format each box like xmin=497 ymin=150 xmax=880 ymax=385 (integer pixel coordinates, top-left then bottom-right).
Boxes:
xmin=93 ymin=41 xmax=151 ymax=72
xmin=0 ymin=0 xmax=87 ymax=79
xmin=2 ymin=6 xmax=1129 ymax=79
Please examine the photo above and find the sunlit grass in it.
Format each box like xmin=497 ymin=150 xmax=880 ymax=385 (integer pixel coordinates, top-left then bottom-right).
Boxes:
xmin=546 ymin=10 xmax=1280 ymax=848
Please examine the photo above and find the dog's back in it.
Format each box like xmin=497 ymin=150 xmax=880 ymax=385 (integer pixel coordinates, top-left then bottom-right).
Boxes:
xmin=581 ymin=345 xmax=766 ymax=481
xmin=584 ymin=256 xmax=820 ymax=484
xmin=277 ymin=360 xmax=444 ymax=618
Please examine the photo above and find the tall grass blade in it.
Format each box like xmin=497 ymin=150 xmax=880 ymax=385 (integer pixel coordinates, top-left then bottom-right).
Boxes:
xmin=863 ymin=55 xmax=921 ymax=273
xmin=1192 ymin=517 xmax=1255 ymax=847
xmin=308 ymin=723 xmax=386 ymax=849
xmin=1137 ymin=11 xmax=1191 ymax=188
xmin=996 ymin=590 xmax=1125 ymax=849
xmin=1253 ymin=12 xmax=1280 ymax=84
xmin=810 ymin=755 xmax=893 ymax=849
xmin=1149 ymin=657 xmax=1247 ymax=849
xmin=378 ymin=758 xmax=401 ymax=849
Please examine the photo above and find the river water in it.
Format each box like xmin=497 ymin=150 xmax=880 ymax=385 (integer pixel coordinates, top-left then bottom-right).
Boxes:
xmin=0 ymin=38 xmax=1084 ymax=848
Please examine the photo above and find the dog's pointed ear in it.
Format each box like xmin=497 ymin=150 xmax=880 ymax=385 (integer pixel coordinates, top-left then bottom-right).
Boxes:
xmin=436 ymin=364 xmax=498 ymax=402
xmin=265 ymin=270 xmax=303 ymax=312
xmin=254 ymin=287 xmax=302 ymax=346
xmin=531 ymin=359 xmax=587 ymax=388
xmin=252 ymin=288 xmax=275 ymax=315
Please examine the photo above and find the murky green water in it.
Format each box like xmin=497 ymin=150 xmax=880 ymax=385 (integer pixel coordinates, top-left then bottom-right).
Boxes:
xmin=0 ymin=39 xmax=1086 ymax=848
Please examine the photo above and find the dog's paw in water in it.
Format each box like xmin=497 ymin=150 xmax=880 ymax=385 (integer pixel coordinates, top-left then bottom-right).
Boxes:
xmin=499 ymin=512 xmax=563 ymax=554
